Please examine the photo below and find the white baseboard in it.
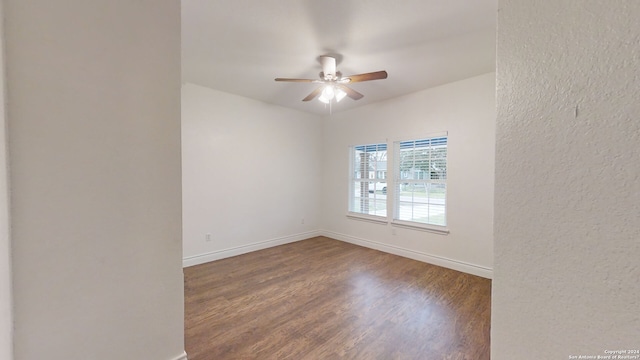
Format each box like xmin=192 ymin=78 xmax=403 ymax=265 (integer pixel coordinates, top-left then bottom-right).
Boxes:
xmin=321 ymin=230 xmax=493 ymax=279
xmin=182 ymin=229 xmax=492 ymax=279
xmin=183 ymin=230 xmax=322 ymax=267
xmin=170 ymin=351 xmax=188 ymax=360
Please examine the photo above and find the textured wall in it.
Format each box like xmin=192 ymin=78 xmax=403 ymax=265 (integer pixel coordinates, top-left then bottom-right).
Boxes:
xmin=493 ymin=1 xmax=640 ymax=358
xmin=0 ymin=1 xmax=12 ymax=357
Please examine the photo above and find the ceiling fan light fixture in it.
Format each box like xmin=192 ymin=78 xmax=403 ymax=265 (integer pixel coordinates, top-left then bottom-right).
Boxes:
xmin=275 ymin=55 xmax=387 ymax=105
xmin=322 ymin=85 xmax=335 ymax=98
xmin=319 ymin=85 xmax=335 ymax=103
xmin=335 ymin=88 xmax=347 ymax=102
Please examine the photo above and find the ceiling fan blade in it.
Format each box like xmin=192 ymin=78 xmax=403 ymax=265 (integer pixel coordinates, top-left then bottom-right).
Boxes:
xmin=343 ymin=70 xmax=388 ymax=83
xmin=337 ymin=85 xmax=364 ymax=100
xmin=275 ymin=78 xmax=318 ymax=82
xmin=302 ymin=87 xmax=323 ymax=102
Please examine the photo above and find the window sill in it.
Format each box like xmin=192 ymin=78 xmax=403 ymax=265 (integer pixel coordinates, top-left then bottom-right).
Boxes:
xmin=346 ymin=213 xmax=388 ymax=225
xmin=391 ymin=221 xmax=449 ymax=235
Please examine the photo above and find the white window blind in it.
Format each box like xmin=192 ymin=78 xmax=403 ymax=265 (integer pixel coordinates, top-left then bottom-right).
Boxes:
xmin=348 ymin=143 xmax=388 ymax=219
xmin=393 ymin=137 xmax=447 ymax=227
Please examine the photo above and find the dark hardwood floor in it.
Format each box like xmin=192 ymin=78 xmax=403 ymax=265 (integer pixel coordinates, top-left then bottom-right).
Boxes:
xmin=184 ymin=237 xmax=491 ymax=360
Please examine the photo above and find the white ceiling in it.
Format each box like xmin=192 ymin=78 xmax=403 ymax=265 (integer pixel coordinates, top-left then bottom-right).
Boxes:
xmin=182 ymin=0 xmax=497 ymax=115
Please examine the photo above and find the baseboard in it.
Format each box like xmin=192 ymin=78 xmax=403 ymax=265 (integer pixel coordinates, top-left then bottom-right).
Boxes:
xmin=183 ymin=230 xmax=322 ymax=267
xmin=182 ymin=229 xmax=492 ymax=278
xmin=321 ymin=230 xmax=493 ymax=279
xmin=170 ymin=351 xmax=188 ymax=360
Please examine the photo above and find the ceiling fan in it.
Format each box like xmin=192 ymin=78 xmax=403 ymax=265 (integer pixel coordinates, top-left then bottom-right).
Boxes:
xmin=275 ymin=55 xmax=388 ymax=104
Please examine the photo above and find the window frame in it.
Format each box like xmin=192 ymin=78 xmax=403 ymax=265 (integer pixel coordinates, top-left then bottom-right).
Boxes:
xmin=391 ymin=135 xmax=449 ymax=234
xmin=347 ymin=142 xmax=389 ymax=223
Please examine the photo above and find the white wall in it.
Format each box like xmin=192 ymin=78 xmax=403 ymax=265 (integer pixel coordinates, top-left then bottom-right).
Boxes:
xmin=321 ymin=73 xmax=496 ymax=278
xmin=0 ymin=0 xmax=12 ymax=358
xmin=5 ymin=1 xmax=185 ymax=360
xmin=182 ymin=83 xmax=322 ymax=266
xmin=493 ymin=1 xmax=640 ymax=358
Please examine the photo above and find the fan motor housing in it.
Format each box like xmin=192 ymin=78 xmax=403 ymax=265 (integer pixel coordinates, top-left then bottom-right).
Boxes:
xmin=319 ymin=56 xmax=337 ymax=79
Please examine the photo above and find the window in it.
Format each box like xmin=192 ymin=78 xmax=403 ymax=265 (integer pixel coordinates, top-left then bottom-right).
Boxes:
xmin=348 ymin=143 xmax=387 ymax=219
xmin=393 ymin=137 xmax=447 ymax=228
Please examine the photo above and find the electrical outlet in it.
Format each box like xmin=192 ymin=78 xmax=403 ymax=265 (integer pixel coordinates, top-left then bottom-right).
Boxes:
xmin=301 ymin=218 xmax=305 ymax=224
xmin=205 ymin=233 xmax=212 ymax=242
xmin=392 ymin=228 xmax=397 ymax=236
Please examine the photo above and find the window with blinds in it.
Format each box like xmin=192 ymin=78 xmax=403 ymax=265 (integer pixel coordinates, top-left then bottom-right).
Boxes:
xmin=393 ymin=137 xmax=447 ymax=228
xmin=348 ymin=143 xmax=388 ymax=219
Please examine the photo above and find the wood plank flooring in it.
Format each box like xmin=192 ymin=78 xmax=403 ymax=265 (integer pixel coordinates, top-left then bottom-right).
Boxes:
xmin=184 ymin=237 xmax=491 ymax=360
